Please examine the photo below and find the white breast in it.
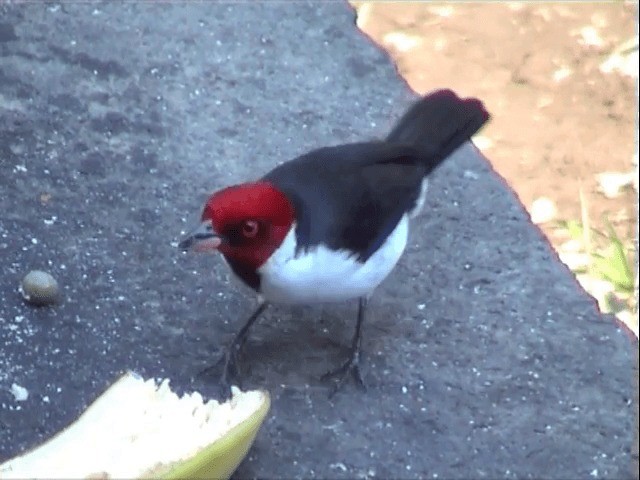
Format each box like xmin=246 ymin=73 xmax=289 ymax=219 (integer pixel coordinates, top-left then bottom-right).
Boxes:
xmin=409 ymin=178 xmax=429 ymax=218
xmin=257 ymin=215 xmax=409 ymax=304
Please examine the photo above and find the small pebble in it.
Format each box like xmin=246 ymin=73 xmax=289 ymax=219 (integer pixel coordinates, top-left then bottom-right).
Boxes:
xmin=530 ymin=196 xmax=557 ymax=224
xmin=20 ymin=270 xmax=60 ymax=306
xmin=11 ymin=383 xmax=29 ymax=402
xmin=595 ymin=171 xmax=635 ymax=199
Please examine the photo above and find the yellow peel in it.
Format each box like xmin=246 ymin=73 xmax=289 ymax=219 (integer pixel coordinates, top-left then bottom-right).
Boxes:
xmin=154 ymin=393 xmax=270 ymax=480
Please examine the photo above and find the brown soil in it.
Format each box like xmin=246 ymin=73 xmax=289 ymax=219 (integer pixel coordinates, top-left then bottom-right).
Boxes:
xmin=351 ymin=2 xmax=637 ymax=269
xmin=350 ymin=3 xmax=638 ymax=475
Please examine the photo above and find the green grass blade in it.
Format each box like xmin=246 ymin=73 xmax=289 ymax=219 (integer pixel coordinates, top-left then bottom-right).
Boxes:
xmin=593 ymin=218 xmax=635 ymax=292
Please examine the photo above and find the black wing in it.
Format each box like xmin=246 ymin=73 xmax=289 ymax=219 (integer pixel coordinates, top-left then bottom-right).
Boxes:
xmin=263 ymin=142 xmax=427 ymax=261
xmin=263 ymin=90 xmax=490 ymax=262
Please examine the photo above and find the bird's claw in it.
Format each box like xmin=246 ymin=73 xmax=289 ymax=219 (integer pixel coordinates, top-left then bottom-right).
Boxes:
xmin=197 ymin=343 xmax=244 ymax=402
xmin=321 ymin=349 xmax=367 ymax=398
xmin=195 ymin=303 xmax=267 ymax=402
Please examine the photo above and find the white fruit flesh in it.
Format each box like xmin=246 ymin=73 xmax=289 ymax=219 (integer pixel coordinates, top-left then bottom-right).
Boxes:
xmin=0 ymin=372 xmax=267 ymax=479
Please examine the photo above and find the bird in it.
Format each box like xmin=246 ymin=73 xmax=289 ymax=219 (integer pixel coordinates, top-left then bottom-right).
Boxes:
xmin=179 ymin=89 xmax=490 ymax=398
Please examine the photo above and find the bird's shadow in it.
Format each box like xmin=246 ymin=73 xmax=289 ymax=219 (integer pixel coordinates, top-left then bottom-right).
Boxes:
xmin=187 ymin=297 xmax=411 ymax=402
xmin=192 ymin=303 xmax=360 ymax=394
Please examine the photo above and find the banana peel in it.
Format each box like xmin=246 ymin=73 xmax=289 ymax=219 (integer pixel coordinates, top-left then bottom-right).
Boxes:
xmin=0 ymin=372 xmax=270 ymax=480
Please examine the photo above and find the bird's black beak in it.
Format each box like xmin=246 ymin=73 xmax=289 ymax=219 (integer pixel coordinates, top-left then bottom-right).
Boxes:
xmin=178 ymin=221 xmax=226 ymax=252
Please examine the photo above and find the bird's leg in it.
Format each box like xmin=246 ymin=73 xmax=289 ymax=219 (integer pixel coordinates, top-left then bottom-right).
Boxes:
xmin=321 ymin=296 xmax=368 ymax=397
xmin=199 ymin=302 xmax=268 ymax=399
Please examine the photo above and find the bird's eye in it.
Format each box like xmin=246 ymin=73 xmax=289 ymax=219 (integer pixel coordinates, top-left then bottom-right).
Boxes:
xmin=241 ymin=220 xmax=259 ymax=238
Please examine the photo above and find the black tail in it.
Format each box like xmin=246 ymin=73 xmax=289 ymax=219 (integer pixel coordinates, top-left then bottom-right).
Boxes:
xmin=386 ymin=89 xmax=490 ymax=169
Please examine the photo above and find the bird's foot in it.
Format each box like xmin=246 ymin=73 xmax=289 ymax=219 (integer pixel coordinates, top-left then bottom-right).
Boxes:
xmin=321 ymin=348 xmax=367 ymax=398
xmin=195 ymin=303 xmax=266 ymax=401
xmin=197 ymin=341 xmax=244 ymax=401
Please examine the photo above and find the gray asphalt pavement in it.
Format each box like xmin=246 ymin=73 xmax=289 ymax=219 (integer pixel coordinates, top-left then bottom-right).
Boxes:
xmin=0 ymin=3 xmax=636 ymax=478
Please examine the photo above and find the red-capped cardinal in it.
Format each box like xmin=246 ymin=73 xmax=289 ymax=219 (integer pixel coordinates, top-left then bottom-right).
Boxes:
xmin=180 ymin=89 xmax=489 ymax=397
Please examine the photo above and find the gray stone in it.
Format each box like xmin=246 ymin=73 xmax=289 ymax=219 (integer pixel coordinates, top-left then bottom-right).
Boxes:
xmin=0 ymin=2 xmax=636 ymax=479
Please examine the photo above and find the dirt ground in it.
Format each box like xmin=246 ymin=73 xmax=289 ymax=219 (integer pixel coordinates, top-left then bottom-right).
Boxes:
xmin=350 ymin=2 xmax=638 ymax=333
xmin=348 ymin=4 xmax=639 ymax=471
